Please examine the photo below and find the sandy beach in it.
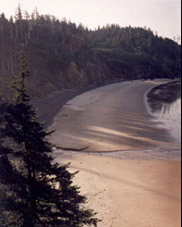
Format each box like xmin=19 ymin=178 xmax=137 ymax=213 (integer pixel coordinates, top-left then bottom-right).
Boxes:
xmin=50 ymin=80 xmax=180 ymax=158
xmin=49 ymin=80 xmax=181 ymax=226
xmin=61 ymin=155 xmax=181 ymax=227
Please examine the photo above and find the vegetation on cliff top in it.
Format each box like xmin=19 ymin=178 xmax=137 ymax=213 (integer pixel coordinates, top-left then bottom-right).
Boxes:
xmin=0 ymin=7 xmax=181 ymax=98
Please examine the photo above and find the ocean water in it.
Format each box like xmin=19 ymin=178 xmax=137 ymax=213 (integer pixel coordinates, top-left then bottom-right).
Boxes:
xmin=150 ymin=97 xmax=181 ymax=143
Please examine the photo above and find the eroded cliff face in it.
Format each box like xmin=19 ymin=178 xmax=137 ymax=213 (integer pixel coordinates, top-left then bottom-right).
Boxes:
xmin=64 ymin=61 xmax=88 ymax=89
xmin=0 ymin=56 xmax=112 ymax=100
xmin=66 ymin=61 xmax=116 ymax=90
xmin=0 ymin=15 xmax=180 ymax=100
xmin=62 ymin=61 xmax=111 ymax=89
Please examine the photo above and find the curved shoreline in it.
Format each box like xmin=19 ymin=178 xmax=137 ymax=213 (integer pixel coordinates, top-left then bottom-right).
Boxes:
xmin=147 ymin=80 xmax=181 ymax=105
xmin=145 ymin=80 xmax=181 ymax=143
xmin=50 ymin=79 xmax=181 ymax=161
xmin=53 ymin=80 xmax=181 ymax=227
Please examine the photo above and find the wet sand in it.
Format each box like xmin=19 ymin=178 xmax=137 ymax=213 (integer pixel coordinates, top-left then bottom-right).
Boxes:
xmin=50 ymin=80 xmax=181 ymax=226
xmin=50 ymin=80 xmax=180 ymax=158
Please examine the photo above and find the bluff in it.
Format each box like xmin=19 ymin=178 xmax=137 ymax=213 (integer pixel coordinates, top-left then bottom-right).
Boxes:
xmin=0 ymin=9 xmax=181 ymax=99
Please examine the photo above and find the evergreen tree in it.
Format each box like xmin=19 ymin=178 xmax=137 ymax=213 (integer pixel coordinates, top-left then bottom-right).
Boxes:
xmin=0 ymin=47 xmax=99 ymax=227
xmin=0 ymin=95 xmax=23 ymax=226
xmin=0 ymin=9 xmax=181 ymax=99
xmin=15 ymin=4 xmax=23 ymax=21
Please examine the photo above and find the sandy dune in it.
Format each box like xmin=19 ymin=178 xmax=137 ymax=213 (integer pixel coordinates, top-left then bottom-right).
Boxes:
xmin=50 ymin=80 xmax=181 ymax=226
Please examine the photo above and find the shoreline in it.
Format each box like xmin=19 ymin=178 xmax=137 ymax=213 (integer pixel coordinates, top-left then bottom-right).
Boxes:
xmin=34 ymin=79 xmax=180 ymax=128
xmin=33 ymin=79 xmax=127 ymax=127
xmin=50 ymin=79 xmax=181 ymax=227
xmin=145 ymin=80 xmax=181 ymax=144
xmin=50 ymin=79 xmax=181 ymax=160
xmin=147 ymin=80 xmax=181 ymax=107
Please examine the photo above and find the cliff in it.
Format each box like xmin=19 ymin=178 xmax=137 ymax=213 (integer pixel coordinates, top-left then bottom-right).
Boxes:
xmin=0 ymin=11 xmax=181 ymax=99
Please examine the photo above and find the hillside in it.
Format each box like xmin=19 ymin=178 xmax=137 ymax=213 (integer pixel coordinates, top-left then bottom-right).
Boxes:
xmin=0 ymin=8 xmax=181 ymax=98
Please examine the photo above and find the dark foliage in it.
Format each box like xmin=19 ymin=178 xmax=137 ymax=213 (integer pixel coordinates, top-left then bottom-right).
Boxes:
xmin=0 ymin=48 xmax=99 ymax=226
xmin=0 ymin=9 xmax=181 ymax=98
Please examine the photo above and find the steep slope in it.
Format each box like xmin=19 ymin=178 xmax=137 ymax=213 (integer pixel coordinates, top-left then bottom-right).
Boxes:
xmin=0 ymin=10 xmax=181 ymax=99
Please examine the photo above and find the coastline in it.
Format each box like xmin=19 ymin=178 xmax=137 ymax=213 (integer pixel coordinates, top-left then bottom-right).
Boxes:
xmin=147 ymin=80 xmax=181 ymax=109
xmin=33 ymin=80 xmax=125 ymax=127
xmin=49 ymin=79 xmax=181 ymax=227
xmin=145 ymin=80 xmax=181 ymax=143
xmin=49 ymin=79 xmax=181 ymax=160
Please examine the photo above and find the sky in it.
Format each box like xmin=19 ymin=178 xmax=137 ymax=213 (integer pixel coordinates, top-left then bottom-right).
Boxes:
xmin=0 ymin=0 xmax=181 ymax=40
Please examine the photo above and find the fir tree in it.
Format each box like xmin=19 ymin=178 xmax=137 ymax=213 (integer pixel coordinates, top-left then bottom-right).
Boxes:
xmin=0 ymin=95 xmax=23 ymax=226
xmin=0 ymin=46 xmax=99 ymax=227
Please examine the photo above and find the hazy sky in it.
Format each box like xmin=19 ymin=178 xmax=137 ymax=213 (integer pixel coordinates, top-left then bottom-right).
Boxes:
xmin=0 ymin=0 xmax=181 ymax=40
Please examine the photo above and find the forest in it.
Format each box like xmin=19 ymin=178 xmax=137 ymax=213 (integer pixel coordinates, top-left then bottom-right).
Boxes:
xmin=0 ymin=7 xmax=181 ymax=99
xmin=0 ymin=6 xmax=181 ymax=227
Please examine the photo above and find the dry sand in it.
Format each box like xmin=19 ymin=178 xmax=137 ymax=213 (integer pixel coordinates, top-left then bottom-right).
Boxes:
xmin=60 ymin=155 xmax=181 ymax=227
xmin=49 ymin=80 xmax=181 ymax=226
